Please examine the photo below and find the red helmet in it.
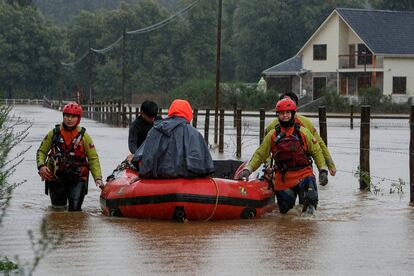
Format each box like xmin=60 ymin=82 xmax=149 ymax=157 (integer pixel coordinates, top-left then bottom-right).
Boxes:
xmin=275 ymin=98 xmax=297 ymax=112
xmin=63 ymin=102 xmax=83 ymax=117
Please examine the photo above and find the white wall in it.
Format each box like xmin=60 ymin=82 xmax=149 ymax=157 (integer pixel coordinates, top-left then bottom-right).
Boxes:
xmin=383 ymin=58 xmax=414 ymax=97
xmin=338 ymin=19 xmax=349 ymax=55
xmin=302 ymin=13 xmax=340 ymax=72
xmin=347 ymin=27 xmax=363 ymax=46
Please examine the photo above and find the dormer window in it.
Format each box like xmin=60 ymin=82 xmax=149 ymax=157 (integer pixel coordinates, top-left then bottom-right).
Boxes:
xmin=313 ymin=44 xmax=327 ymax=60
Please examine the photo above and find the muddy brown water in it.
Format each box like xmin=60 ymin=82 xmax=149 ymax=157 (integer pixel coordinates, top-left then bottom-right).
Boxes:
xmin=1 ymin=105 xmax=413 ymax=275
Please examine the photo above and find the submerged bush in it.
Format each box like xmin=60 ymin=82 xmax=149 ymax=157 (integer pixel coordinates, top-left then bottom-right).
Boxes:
xmin=169 ymin=79 xmax=280 ymax=110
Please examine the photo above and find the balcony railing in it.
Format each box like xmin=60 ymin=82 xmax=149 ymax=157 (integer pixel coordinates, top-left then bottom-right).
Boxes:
xmin=338 ymin=54 xmax=383 ymax=69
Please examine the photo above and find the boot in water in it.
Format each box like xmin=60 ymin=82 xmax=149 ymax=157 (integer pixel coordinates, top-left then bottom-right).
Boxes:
xmin=301 ymin=204 xmax=316 ymax=217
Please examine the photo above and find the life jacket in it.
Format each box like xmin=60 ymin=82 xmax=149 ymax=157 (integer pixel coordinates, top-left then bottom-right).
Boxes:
xmin=47 ymin=124 xmax=89 ymax=179
xmin=271 ymin=123 xmax=312 ymax=174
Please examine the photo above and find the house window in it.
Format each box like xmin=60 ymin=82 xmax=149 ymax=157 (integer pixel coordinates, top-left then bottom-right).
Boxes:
xmin=357 ymin=44 xmax=372 ymax=65
xmin=313 ymin=77 xmax=327 ymax=99
xmin=393 ymin=77 xmax=406 ymax=94
xmin=313 ymin=44 xmax=327 ymax=60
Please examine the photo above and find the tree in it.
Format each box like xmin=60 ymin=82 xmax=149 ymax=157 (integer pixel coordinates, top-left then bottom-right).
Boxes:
xmin=0 ymin=3 xmax=67 ymax=98
xmin=5 ymin=0 xmax=33 ymax=7
xmin=370 ymin=0 xmax=414 ymax=10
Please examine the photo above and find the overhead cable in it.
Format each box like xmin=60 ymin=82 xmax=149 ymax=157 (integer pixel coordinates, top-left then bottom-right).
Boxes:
xmin=127 ymin=0 xmax=199 ymax=35
xmin=61 ymin=50 xmax=89 ymax=66
xmin=61 ymin=0 xmax=200 ymax=66
xmin=91 ymin=36 xmax=123 ymax=54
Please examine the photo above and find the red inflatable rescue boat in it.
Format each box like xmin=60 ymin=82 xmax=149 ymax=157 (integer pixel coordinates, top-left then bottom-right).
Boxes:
xmin=100 ymin=160 xmax=275 ymax=221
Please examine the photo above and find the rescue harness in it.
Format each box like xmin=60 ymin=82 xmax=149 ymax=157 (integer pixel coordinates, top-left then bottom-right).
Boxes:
xmin=271 ymin=123 xmax=312 ymax=178
xmin=46 ymin=124 xmax=89 ymax=179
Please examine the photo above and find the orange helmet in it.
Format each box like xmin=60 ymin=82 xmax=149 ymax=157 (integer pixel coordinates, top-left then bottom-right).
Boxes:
xmin=63 ymin=102 xmax=83 ymax=117
xmin=63 ymin=102 xmax=83 ymax=124
xmin=275 ymin=98 xmax=297 ymax=112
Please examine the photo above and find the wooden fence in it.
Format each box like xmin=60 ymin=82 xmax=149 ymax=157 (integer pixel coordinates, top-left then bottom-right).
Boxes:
xmin=2 ymin=98 xmax=413 ymax=203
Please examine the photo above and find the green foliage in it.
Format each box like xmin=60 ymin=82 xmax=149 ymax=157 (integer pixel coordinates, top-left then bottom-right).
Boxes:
xmin=169 ymin=79 xmax=215 ymax=108
xmin=321 ymin=91 xmax=350 ymax=112
xmin=390 ymin=178 xmax=406 ymax=195
xmin=298 ymin=89 xmax=410 ymax=114
xmin=33 ymin=0 xmax=181 ymax=24
xmin=0 ymin=105 xmax=31 ymax=224
xmin=0 ymin=3 xmax=67 ymax=99
xmin=354 ymin=166 xmax=372 ymax=192
xmin=358 ymin=87 xmax=382 ymax=106
xmin=169 ymin=79 xmax=280 ymax=110
xmin=371 ymin=0 xmax=414 ymax=11
xmin=0 ymin=256 xmax=18 ymax=272
xmin=228 ymin=85 xmax=280 ymax=110
xmin=0 ymin=105 xmax=62 ymax=275
xmin=353 ymin=167 xmax=407 ymax=196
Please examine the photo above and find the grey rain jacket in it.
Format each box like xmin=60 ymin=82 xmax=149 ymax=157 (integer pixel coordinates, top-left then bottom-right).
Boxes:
xmin=133 ymin=116 xmax=214 ymax=178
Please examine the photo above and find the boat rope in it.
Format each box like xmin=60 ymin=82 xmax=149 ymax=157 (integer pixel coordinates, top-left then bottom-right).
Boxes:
xmin=205 ymin=178 xmax=219 ymax=221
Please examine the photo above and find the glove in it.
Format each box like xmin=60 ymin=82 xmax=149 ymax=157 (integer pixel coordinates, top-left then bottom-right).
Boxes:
xmin=38 ymin=165 xmax=53 ymax=181
xmin=319 ymin=169 xmax=328 ymax=186
xmin=95 ymin=179 xmax=105 ymax=189
xmin=238 ymin=169 xmax=251 ymax=181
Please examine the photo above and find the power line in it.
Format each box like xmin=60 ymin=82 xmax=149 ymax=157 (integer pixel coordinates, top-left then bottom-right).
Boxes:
xmin=91 ymin=36 xmax=123 ymax=54
xmin=127 ymin=0 xmax=199 ymax=35
xmin=61 ymin=50 xmax=89 ymax=66
xmin=61 ymin=0 xmax=200 ymax=66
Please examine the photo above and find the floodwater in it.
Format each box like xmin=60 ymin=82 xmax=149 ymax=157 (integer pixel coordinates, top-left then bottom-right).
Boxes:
xmin=1 ymin=105 xmax=413 ymax=275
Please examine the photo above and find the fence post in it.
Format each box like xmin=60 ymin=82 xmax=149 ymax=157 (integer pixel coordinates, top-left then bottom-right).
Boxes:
xmin=410 ymin=105 xmax=414 ymax=204
xmin=193 ymin=108 xmax=198 ymax=128
xmin=219 ymin=109 xmax=224 ymax=153
xmin=236 ymin=108 xmax=242 ymax=158
xmin=135 ymin=107 xmax=139 ymax=121
xmin=129 ymin=106 xmax=133 ymax=125
xmin=109 ymin=101 xmax=114 ymax=124
xmin=99 ymin=102 xmax=103 ymax=122
xmin=233 ymin=106 xmax=237 ymax=128
xmin=259 ymin=108 xmax=265 ymax=144
xmin=204 ymin=109 xmax=210 ymax=145
xmin=122 ymin=106 xmax=127 ymax=127
xmin=91 ymin=100 xmax=95 ymax=121
xmin=350 ymin=104 xmax=354 ymax=130
xmin=318 ymin=106 xmax=327 ymax=145
xmin=116 ymin=100 xmax=121 ymax=126
xmin=360 ymin=105 xmax=370 ymax=190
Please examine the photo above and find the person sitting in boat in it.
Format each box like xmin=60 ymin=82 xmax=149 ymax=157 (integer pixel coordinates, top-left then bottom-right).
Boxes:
xmin=128 ymin=100 xmax=162 ymax=154
xmin=265 ymin=92 xmax=335 ymax=186
xmin=131 ymin=99 xmax=215 ymax=179
xmin=36 ymin=102 xmax=104 ymax=211
xmin=237 ymin=98 xmax=328 ymax=215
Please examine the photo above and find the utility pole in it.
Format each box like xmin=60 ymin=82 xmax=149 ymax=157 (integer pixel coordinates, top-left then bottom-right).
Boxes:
xmin=122 ymin=28 xmax=127 ymax=104
xmin=87 ymin=47 xmax=93 ymax=103
xmin=214 ymin=0 xmax=222 ymax=144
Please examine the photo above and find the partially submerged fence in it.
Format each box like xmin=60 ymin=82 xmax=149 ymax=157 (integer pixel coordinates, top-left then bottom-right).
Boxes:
xmin=2 ymin=98 xmax=413 ymax=204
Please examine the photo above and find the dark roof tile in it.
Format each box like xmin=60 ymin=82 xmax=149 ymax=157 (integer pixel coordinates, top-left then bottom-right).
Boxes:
xmin=337 ymin=8 xmax=414 ymax=55
xmin=262 ymin=56 xmax=302 ymax=76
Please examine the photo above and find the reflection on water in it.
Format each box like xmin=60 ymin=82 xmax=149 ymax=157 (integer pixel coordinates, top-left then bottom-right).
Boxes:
xmin=1 ymin=105 xmax=414 ymax=275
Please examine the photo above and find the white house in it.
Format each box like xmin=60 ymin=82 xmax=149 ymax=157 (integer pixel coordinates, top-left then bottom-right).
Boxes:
xmin=262 ymin=8 xmax=414 ymax=102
